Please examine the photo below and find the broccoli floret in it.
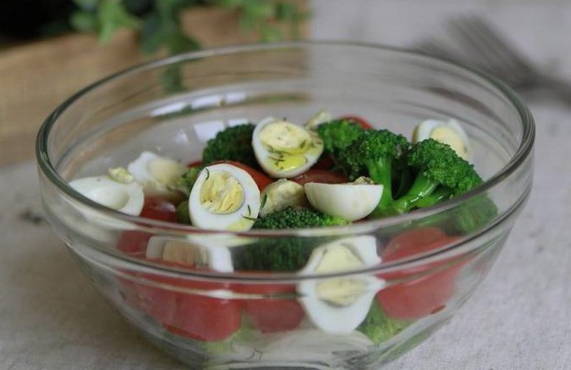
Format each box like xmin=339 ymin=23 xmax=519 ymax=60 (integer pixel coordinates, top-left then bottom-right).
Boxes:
xmin=316 ymin=119 xmax=365 ymax=154
xmin=358 ymin=302 xmax=409 ymax=344
xmin=202 ymin=124 xmax=258 ymax=168
xmin=391 ymin=139 xmax=483 ymax=214
xmin=172 ymin=166 xmax=202 ymax=194
xmin=253 ymin=206 xmax=349 ymax=229
xmin=414 ymin=192 xmax=498 ymax=235
xmin=337 ymin=130 xmax=410 ymax=216
xmin=233 ymin=236 xmax=321 ymax=272
xmin=235 ymin=207 xmax=348 ymax=271
xmin=453 ymin=193 xmax=498 ymax=234
xmin=176 ymin=200 xmax=191 ymax=224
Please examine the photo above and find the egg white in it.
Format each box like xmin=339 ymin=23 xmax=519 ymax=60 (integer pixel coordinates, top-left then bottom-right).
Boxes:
xmin=188 ymin=164 xmax=260 ymax=231
xmin=305 ymin=110 xmax=333 ymax=130
xmin=127 ymin=151 xmax=186 ymax=196
xmin=146 ymin=235 xmax=255 ymax=273
xmin=304 ymin=182 xmax=383 ymax=221
xmin=69 ymin=175 xmax=144 ymax=216
xmin=413 ymin=119 xmax=471 ymax=160
xmin=252 ymin=117 xmax=324 ymax=178
xmin=297 ymin=236 xmax=385 ymax=334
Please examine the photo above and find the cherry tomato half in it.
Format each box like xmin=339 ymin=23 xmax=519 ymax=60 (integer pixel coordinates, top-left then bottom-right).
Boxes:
xmin=377 ymin=227 xmax=464 ymax=320
xmin=127 ymin=263 xmax=242 ymax=342
xmin=340 ymin=115 xmax=374 ymax=130
xmin=140 ymin=196 xmax=178 ymax=222
xmin=235 ymin=282 xmax=304 ymax=333
xmin=116 ymin=197 xmax=178 ymax=257
xmin=292 ymin=169 xmax=348 ymax=185
xmin=311 ymin=155 xmax=335 ymax=170
xmin=212 ymin=160 xmax=272 ymax=191
xmin=187 ymin=160 xmax=203 ymax=168
xmin=169 ymin=294 xmax=242 ymax=341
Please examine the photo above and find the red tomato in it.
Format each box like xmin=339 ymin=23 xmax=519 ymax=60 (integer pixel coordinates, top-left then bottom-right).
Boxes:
xmin=116 ymin=197 xmax=178 ymax=257
xmin=116 ymin=231 xmax=151 ymax=257
xmin=382 ymin=228 xmax=449 ymax=262
xmin=127 ymin=265 xmax=241 ymax=341
xmin=235 ymin=282 xmax=304 ymax=333
xmin=187 ymin=160 xmax=203 ymax=168
xmin=140 ymin=196 xmax=178 ymax=222
xmin=292 ymin=169 xmax=348 ymax=185
xmin=212 ymin=160 xmax=272 ymax=191
xmin=169 ymin=293 xmax=242 ymax=341
xmin=312 ymin=155 xmax=335 ymax=170
xmin=340 ymin=115 xmax=374 ymax=130
xmin=377 ymin=228 xmax=464 ymax=320
xmin=136 ymin=282 xmax=179 ymax=326
xmin=244 ymin=299 xmax=304 ymax=333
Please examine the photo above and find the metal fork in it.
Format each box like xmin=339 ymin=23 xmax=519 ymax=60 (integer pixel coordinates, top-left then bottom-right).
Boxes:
xmin=415 ymin=16 xmax=571 ymax=103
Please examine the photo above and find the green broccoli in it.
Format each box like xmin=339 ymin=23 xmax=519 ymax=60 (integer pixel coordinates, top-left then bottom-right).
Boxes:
xmin=337 ymin=130 xmax=410 ymax=216
xmin=232 ymin=236 xmax=321 ymax=272
xmin=202 ymin=124 xmax=258 ymax=168
xmin=172 ymin=166 xmax=202 ymax=194
xmin=358 ymin=302 xmax=409 ymax=344
xmin=234 ymin=207 xmax=348 ymax=271
xmin=453 ymin=193 xmax=498 ymax=234
xmin=316 ymin=119 xmax=365 ymax=154
xmin=253 ymin=206 xmax=349 ymax=229
xmin=390 ymin=139 xmax=483 ymax=214
xmin=176 ymin=200 xmax=191 ymax=224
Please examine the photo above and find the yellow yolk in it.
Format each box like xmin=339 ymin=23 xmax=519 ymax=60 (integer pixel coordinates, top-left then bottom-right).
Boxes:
xmin=430 ymin=127 xmax=469 ymax=160
xmin=260 ymin=121 xmax=312 ymax=154
xmin=162 ymin=241 xmax=200 ymax=265
xmin=227 ymin=217 xmax=255 ymax=232
xmin=200 ymin=171 xmax=245 ymax=214
xmin=260 ymin=121 xmax=324 ymax=173
xmin=268 ymin=153 xmax=308 ymax=172
xmin=314 ymin=245 xmax=367 ymax=306
xmin=317 ymin=278 xmax=367 ymax=307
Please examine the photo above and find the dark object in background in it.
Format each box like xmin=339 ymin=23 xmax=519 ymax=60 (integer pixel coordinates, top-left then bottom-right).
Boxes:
xmin=0 ymin=0 xmax=75 ymax=39
xmin=122 ymin=0 xmax=153 ymax=16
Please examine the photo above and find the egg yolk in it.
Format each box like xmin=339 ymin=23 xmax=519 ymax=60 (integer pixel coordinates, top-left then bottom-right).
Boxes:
xmin=430 ymin=126 xmax=469 ymax=160
xmin=200 ymin=171 xmax=245 ymax=214
xmin=314 ymin=244 xmax=367 ymax=306
xmin=259 ymin=120 xmax=325 ymax=173
xmin=161 ymin=241 xmax=200 ymax=266
xmin=260 ymin=121 xmax=312 ymax=154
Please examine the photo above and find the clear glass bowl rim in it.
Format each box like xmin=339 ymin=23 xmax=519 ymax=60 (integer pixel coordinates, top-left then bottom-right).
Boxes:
xmin=36 ymin=41 xmax=534 ymax=280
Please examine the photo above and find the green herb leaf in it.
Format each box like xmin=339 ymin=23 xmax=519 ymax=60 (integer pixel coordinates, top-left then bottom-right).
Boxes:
xmin=97 ymin=0 xmax=141 ymax=43
xmin=70 ymin=11 xmax=98 ymax=32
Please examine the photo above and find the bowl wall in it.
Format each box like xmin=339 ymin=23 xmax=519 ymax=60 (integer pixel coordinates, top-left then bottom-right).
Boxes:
xmin=37 ymin=42 xmax=533 ymax=369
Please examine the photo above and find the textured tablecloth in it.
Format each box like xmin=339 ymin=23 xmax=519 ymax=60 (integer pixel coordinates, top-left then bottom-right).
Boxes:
xmin=1 ymin=1 xmax=571 ymax=369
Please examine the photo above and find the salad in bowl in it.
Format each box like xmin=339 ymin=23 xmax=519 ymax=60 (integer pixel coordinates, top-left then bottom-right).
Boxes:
xmin=37 ymin=42 xmax=533 ymax=369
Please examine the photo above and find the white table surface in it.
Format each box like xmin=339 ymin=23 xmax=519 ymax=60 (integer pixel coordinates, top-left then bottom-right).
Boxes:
xmin=1 ymin=1 xmax=571 ymax=369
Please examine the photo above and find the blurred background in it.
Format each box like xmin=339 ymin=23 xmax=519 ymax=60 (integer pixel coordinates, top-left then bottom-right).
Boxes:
xmin=1 ymin=0 xmax=570 ymax=166
xmin=0 ymin=1 xmax=569 ymax=370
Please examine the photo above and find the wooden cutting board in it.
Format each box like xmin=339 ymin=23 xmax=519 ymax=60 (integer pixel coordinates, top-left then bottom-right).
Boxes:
xmin=0 ymin=5 xmax=307 ymax=167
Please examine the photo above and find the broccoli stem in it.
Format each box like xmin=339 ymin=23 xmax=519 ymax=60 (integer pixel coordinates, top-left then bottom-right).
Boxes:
xmin=415 ymin=188 xmax=451 ymax=208
xmin=367 ymin=157 xmax=395 ymax=217
xmin=392 ymin=173 xmax=438 ymax=214
xmin=393 ymin=165 xmax=413 ymax=199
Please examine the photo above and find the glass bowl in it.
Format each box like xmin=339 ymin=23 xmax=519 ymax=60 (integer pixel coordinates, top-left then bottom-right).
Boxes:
xmin=37 ymin=42 xmax=534 ymax=369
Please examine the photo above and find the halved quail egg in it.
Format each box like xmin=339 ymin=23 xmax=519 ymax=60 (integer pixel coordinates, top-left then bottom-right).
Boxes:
xmin=252 ymin=117 xmax=324 ymax=178
xmin=188 ymin=163 xmax=261 ymax=231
